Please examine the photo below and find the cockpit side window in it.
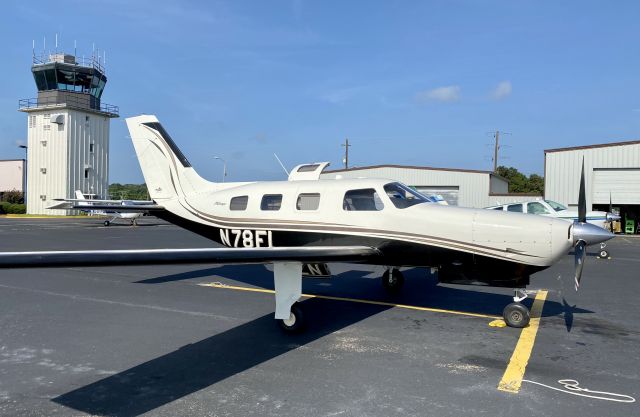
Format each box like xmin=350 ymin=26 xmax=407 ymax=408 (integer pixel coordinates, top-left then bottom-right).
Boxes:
xmin=383 ymin=182 xmax=430 ymax=209
xmin=343 ymin=188 xmax=384 ymax=211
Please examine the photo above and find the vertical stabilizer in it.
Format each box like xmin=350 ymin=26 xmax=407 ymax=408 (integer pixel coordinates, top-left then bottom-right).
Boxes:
xmin=125 ymin=115 xmax=213 ymax=202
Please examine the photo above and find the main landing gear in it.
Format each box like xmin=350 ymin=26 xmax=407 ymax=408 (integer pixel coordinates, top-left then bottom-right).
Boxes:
xmin=382 ymin=268 xmax=404 ymax=292
xmin=503 ymin=289 xmax=531 ymax=328
xmin=278 ymin=302 xmax=305 ymax=332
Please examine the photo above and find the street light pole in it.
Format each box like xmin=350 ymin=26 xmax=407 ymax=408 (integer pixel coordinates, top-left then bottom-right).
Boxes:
xmin=18 ymin=145 xmax=27 ymax=205
xmin=213 ymin=156 xmax=227 ymax=182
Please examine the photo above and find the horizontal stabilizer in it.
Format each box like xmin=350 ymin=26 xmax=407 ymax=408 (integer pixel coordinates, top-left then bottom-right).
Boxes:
xmin=0 ymin=246 xmax=382 ymax=268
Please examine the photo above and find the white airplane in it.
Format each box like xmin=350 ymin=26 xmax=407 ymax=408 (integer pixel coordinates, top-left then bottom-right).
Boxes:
xmin=486 ymin=199 xmax=620 ymax=258
xmin=0 ymin=115 xmax=614 ymax=331
xmin=49 ymin=190 xmax=150 ymax=226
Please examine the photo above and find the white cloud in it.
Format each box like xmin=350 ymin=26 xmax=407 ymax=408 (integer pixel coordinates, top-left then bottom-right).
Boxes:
xmin=491 ymin=81 xmax=512 ymax=100
xmin=416 ymin=85 xmax=460 ymax=103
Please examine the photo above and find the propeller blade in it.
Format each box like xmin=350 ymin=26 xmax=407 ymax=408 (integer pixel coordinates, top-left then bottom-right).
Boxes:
xmin=578 ymin=158 xmax=586 ymax=223
xmin=609 ymin=192 xmax=612 ymax=214
xmin=574 ymin=240 xmax=586 ymax=291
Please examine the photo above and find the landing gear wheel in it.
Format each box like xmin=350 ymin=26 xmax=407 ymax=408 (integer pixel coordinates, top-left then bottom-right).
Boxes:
xmin=382 ymin=268 xmax=405 ymax=292
xmin=599 ymin=249 xmax=609 ymax=258
xmin=130 ymin=219 xmax=135 ymax=226
xmin=103 ymin=220 xmax=110 ymax=227
xmin=278 ymin=303 xmax=305 ymax=333
xmin=503 ymin=302 xmax=530 ymax=328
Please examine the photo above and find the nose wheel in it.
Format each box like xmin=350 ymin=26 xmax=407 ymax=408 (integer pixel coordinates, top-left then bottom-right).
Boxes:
xmin=382 ymin=268 xmax=404 ymax=292
xmin=502 ymin=289 xmax=531 ymax=328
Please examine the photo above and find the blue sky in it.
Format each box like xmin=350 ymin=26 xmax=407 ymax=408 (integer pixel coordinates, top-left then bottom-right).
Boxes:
xmin=1 ymin=0 xmax=639 ymax=183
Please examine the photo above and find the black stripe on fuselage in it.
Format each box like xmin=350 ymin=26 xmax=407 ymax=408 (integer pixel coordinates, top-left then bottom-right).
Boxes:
xmin=155 ymin=210 xmax=543 ymax=287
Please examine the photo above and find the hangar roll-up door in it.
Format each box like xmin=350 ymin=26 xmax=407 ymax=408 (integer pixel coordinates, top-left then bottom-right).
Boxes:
xmin=592 ymin=168 xmax=640 ymax=204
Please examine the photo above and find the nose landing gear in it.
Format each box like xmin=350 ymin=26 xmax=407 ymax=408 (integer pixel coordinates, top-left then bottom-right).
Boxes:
xmin=503 ymin=289 xmax=531 ymax=328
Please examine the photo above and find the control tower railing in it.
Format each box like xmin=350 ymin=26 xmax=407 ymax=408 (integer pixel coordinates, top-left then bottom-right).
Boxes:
xmin=32 ymin=52 xmax=106 ymax=74
xmin=18 ymin=96 xmax=119 ymax=117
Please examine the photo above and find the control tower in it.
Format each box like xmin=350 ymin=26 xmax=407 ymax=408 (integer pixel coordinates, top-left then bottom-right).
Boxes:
xmin=18 ymin=50 xmax=118 ymax=215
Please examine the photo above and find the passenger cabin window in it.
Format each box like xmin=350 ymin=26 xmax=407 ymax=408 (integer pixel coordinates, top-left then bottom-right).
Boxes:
xmin=261 ymin=194 xmax=282 ymax=211
xmin=343 ymin=188 xmax=384 ymax=211
xmin=507 ymin=204 xmax=523 ymax=213
xmin=527 ymin=202 xmax=550 ymax=215
xmin=492 ymin=207 xmax=504 ymax=211
xmin=296 ymin=193 xmax=320 ymax=210
xmin=383 ymin=182 xmax=429 ymax=209
xmin=230 ymin=196 xmax=248 ymax=211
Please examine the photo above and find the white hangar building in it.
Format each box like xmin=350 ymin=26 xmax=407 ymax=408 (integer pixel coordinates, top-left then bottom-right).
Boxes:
xmin=545 ymin=140 xmax=640 ymax=223
xmin=320 ymin=165 xmax=512 ymax=208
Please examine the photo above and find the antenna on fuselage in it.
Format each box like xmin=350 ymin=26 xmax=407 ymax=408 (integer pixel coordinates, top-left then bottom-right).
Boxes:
xmin=273 ymin=153 xmax=290 ymax=176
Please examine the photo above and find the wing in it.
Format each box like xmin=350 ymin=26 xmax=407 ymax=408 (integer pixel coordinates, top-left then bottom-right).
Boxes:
xmin=0 ymin=246 xmax=382 ymax=268
xmin=47 ymin=202 xmax=164 ymax=211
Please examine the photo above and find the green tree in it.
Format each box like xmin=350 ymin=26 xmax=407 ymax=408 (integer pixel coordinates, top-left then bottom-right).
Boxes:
xmin=495 ymin=166 xmax=544 ymax=194
xmin=108 ymin=183 xmax=150 ymax=200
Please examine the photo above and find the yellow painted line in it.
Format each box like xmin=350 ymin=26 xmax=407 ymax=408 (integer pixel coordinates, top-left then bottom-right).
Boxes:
xmin=198 ymin=282 xmax=500 ymax=320
xmin=497 ymin=290 xmax=548 ymax=393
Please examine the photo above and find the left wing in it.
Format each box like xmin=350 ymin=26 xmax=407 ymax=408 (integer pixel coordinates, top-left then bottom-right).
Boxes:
xmin=0 ymin=246 xmax=382 ymax=268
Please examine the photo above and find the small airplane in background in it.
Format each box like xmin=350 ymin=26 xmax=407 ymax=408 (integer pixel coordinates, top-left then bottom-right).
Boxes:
xmin=486 ymin=198 xmax=620 ymax=258
xmin=49 ymin=190 xmax=151 ymax=226
xmin=0 ymin=115 xmax=614 ymax=332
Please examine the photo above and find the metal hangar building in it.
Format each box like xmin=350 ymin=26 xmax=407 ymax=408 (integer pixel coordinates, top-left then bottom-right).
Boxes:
xmin=545 ymin=140 xmax=640 ymax=227
xmin=320 ymin=165 xmax=510 ymax=208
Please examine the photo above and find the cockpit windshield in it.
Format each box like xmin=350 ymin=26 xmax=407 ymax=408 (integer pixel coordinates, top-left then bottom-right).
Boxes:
xmin=384 ymin=182 xmax=433 ymax=209
xmin=545 ymin=200 xmax=567 ymax=212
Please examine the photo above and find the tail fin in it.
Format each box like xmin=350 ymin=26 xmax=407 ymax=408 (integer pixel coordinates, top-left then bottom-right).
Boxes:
xmin=125 ymin=115 xmax=213 ymax=203
xmin=75 ymin=190 xmax=90 ymax=207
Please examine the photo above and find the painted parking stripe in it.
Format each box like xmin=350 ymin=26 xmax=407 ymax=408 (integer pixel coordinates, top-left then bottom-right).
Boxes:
xmin=497 ymin=290 xmax=548 ymax=393
xmin=198 ymin=281 xmax=500 ymax=319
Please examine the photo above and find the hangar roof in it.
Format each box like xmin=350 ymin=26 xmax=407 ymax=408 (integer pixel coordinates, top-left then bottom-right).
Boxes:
xmin=545 ymin=139 xmax=640 ymax=153
xmin=325 ymin=164 xmax=495 ymax=175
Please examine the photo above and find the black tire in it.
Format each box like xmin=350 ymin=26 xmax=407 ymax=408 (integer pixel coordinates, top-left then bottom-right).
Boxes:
xmin=103 ymin=220 xmax=110 ymax=227
xmin=503 ymin=302 xmax=530 ymax=328
xmin=599 ymin=250 xmax=609 ymax=258
xmin=382 ymin=268 xmax=405 ymax=292
xmin=278 ymin=303 xmax=305 ymax=333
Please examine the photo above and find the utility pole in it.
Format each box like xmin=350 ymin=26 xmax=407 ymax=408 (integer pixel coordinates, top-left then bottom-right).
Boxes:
xmin=493 ymin=130 xmax=500 ymax=172
xmin=341 ymin=138 xmax=350 ymax=169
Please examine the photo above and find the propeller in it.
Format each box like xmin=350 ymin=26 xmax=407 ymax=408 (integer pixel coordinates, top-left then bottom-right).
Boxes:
xmin=572 ymin=158 xmax=615 ymax=290
xmin=574 ymin=158 xmax=587 ymax=290
xmin=574 ymin=240 xmax=586 ymax=291
xmin=578 ymin=159 xmax=586 ymax=223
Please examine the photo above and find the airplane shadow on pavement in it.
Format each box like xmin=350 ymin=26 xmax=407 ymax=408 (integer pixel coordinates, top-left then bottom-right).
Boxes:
xmin=54 ymin=265 xmax=593 ymax=416
xmin=53 ymin=297 xmax=390 ymax=417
